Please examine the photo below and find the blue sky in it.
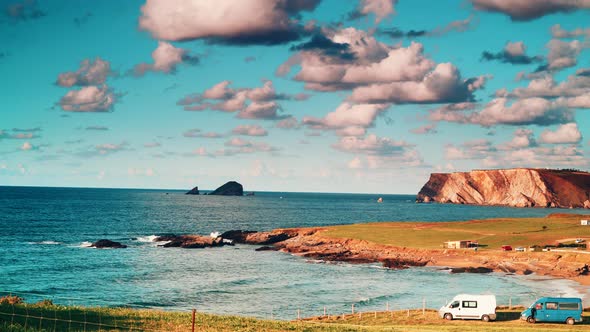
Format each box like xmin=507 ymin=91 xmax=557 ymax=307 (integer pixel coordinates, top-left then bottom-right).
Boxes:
xmin=1 ymin=0 xmax=589 ymax=193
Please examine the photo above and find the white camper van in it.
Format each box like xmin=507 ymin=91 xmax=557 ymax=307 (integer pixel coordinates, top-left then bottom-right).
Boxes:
xmin=439 ymin=294 xmax=497 ymax=322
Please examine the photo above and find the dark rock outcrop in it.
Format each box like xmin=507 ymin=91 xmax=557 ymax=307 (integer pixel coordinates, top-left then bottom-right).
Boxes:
xmin=220 ymin=230 xmax=258 ymax=243
xmin=91 ymin=239 xmax=127 ymax=249
xmin=209 ymin=181 xmax=244 ymax=196
xmin=416 ymin=168 xmax=590 ymax=209
xmin=158 ymin=235 xmax=226 ymax=249
xmin=255 ymin=246 xmax=278 ymax=251
xmin=186 ymin=186 xmax=200 ymax=195
xmin=450 ymin=267 xmax=493 ymax=274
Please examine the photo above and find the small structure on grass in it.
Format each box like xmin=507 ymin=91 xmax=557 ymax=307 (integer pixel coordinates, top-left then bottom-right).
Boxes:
xmin=443 ymin=240 xmax=477 ymax=249
xmin=581 ymin=219 xmax=589 ymax=226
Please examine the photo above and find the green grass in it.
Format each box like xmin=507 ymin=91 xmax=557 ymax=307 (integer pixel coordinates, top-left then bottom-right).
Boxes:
xmin=322 ymin=214 xmax=590 ymax=250
xmin=3 ymin=305 xmax=590 ymax=332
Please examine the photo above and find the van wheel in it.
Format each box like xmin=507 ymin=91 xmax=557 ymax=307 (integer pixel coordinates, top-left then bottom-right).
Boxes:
xmin=444 ymin=313 xmax=453 ymax=320
xmin=527 ymin=316 xmax=535 ymax=324
xmin=566 ymin=317 xmax=575 ymax=325
xmin=481 ymin=315 xmax=490 ymax=322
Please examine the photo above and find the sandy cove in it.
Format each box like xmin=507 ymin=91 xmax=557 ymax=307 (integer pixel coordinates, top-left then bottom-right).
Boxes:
xmin=217 ymin=228 xmax=590 ymax=284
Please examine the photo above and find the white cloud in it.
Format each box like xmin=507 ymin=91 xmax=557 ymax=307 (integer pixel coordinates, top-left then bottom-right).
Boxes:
xmin=539 ymin=123 xmax=582 ymax=144
xmin=59 ymin=85 xmax=116 ymax=112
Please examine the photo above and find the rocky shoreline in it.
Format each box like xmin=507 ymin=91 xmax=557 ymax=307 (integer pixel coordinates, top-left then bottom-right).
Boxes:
xmin=155 ymin=228 xmax=590 ymax=283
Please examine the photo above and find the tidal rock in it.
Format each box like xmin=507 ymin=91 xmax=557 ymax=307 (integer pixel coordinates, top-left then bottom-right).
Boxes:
xmin=160 ymin=235 xmax=225 ymax=249
xmin=416 ymin=169 xmax=590 ymax=209
xmin=186 ymin=186 xmax=200 ymax=195
xmin=209 ymin=181 xmax=244 ymax=196
xmin=220 ymin=230 xmax=258 ymax=243
xmin=450 ymin=267 xmax=493 ymax=274
xmin=91 ymin=239 xmax=127 ymax=249
xmin=255 ymin=246 xmax=277 ymax=251
xmin=381 ymin=258 xmax=428 ymax=269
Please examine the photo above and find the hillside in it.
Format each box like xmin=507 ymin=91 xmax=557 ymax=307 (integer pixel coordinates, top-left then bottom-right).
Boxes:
xmin=416 ymin=169 xmax=590 ymax=208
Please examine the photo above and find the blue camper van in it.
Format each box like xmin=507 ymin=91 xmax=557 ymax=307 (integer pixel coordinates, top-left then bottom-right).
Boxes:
xmin=521 ymin=297 xmax=583 ymax=325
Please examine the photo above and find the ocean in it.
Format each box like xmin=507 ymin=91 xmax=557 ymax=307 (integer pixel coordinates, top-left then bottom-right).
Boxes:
xmin=0 ymin=186 xmax=584 ymax=319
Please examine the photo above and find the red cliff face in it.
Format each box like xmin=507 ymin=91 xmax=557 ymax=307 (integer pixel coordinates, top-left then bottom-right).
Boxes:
xmin=416 ymin=169 xmax=590 ymax=208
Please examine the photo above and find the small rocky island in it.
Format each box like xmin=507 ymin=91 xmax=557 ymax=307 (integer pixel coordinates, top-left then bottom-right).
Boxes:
xmin=417 ymin=168 xmax=590 ymax=209
xmin=209 ymin=181 xmax=244 ymax=196
xmin=185 ymin=186 xmax=200 ymax=195
xmin=185 ymin=181 xmax=244 ymax=196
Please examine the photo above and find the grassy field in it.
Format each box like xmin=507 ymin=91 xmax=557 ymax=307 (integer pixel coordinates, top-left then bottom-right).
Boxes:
xmin=322 ymin=213 xmax=590 ymax=250
xmin=2 ymin=304 xmax=590 ymax=331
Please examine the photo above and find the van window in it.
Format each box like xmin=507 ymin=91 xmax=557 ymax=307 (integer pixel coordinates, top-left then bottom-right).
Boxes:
xmin=559 ymin=302 xmax=580 ymax=310
xmin=545 ymin=302 xmax=558 ymax=310
xmin=462 ymin=301 xmax=477 ymax=308
xmin=449 ymin=301 xmax=459 ymax=308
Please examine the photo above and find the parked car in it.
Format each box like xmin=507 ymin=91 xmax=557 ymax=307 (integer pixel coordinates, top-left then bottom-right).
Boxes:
xmin=501 ymin=245 xmax=512 ymax=251
xmin=521 ymin=297 xmax=583 ymax=325
xmin=515 ymin=246 xmax=525 ymax=252
xmin=575 ymin=238 xmax=585 ymax=244
xmin=439 ymin=294 xmax=497 ymax=322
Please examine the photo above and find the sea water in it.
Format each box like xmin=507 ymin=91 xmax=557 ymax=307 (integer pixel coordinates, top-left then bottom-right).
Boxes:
xmin=0 ymin=187 xmax=584 ymax=319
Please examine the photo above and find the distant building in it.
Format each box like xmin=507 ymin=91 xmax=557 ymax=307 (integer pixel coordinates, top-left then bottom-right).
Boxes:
xmin=443 ymin=240 xmax=477 ymax=249
xmin=581 ymin=220 xmax=589 ymax=226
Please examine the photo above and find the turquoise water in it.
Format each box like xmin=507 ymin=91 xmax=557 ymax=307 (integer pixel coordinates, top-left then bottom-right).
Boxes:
xmin=0 ymin=187 xmax=584 ymax=319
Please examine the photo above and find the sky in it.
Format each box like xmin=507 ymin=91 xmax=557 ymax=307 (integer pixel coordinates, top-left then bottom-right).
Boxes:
xmin=1 ymin=0 xmax=590 ymax=194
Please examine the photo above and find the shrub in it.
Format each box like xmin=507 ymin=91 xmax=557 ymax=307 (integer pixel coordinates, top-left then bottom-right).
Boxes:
xmin=0 ymin=295 xmax=24 ymax=305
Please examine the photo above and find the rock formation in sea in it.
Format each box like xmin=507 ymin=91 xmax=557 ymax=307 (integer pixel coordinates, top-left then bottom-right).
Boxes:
xmin=91 ymin=239 xmax=127 ymax=249
xmin=416 ymin=168 xmax=590 ymax=208
xmin=209 ymin=181 xmax=244 ymax=196
xmin=155 ymin=234 xmax=229 ymax=248
xmin=185 ymin=186 xmax=200 ymax=195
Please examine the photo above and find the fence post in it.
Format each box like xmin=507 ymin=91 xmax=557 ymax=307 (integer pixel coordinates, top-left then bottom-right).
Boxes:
xmin=509 ymin=297 xmax=512 ymax=310
xmin=386 ymin=302 xmax=389 ymax=312
xmin=374 ymin=311 xmax=377 ymax=318
xmin=297 ymin=309 xmax=300 ymax=320
xmin=323 ymin=306 xmax=326 ymax=317
xmin=422 ymin=298 xmax=426 ymax=315
xmin=407 ymin=309 xmax=410 ymax=318
xmin=192 ymin=309 xmax=196 ymax=332
xmin=351 ymin=303 xmax=355 ymax=315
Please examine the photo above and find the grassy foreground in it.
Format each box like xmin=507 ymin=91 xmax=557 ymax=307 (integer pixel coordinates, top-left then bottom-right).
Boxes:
xmin=323 ymin=213 xmax=590 ymax=249
xmin=2 ymin=304 xmax=590 ymax=332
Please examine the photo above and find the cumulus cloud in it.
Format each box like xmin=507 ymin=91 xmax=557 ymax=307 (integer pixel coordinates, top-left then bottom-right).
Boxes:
xmin=332 ymin=134 xmax=411 ymax=155
xmin=133 ymin=41 xmax=199 ymax=76
xmin=335 ymin=134 xmax=424 ymax=169
xmin=503 ymin=128 xmax=537 ymax=149
xmin=348 ymin=0 xmax=397 ymax=24
xmin=231 ymin=124 xmax=268 ymax=136
xmin=179 ymin=80 xmax=296 ymax=119
xmin=499 ymin=73 xmax=590 ymax=99
xmin=349 ymin=63 xmax=490 ymax=104
xmin=276 ymin=116 xmax=301 ymax=129
xmin=20 ymin=142 xmax=33 ymax=151
xmin=59 ymin=85 xmax=116 ymax=112
xmin=183 ymin=128 xmax=226 ymax=138
xmin=56 ymin=58 xmax=114 ymax=87
xmin=538 ymin=39 xmax=587 ymax=72
xmin=94 ymin=142 xmax=128 ymax=155
xmin=447 ymin=133 xmax=588 ymax=169
xmin=470 ymin=0 xmax=590 ymax=21
xmin=139 ymin=0 xmax=321 ymax=45
xmin=551 ymin=24 xmax=590 ymax=39
xmin=430 ymin=98 xmax=575 ymax=127
xmin=539 ymin=122 xmax=582 ymax=144
xmin=481 ymin=41 xmax=543 ymax=64
xmin=302 ymin=102 xmax=390 ymax=136
xmin=0 ymin=128 xmax=40 ymax=140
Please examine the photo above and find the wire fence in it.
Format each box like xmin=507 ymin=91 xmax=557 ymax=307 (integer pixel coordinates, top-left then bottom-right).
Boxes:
xmin=0 ymin=290 xmax=537 ymax=331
